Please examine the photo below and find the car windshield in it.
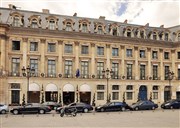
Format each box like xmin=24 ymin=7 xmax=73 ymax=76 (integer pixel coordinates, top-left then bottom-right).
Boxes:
xmin=165 ymin=99 xmax=176 ymax=103
xmin=135 ymin=101 xmax=144 ymax=105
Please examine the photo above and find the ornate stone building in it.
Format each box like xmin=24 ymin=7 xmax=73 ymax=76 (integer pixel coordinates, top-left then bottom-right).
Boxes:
xmin=0 ymin=5 xmax=180 ymax=106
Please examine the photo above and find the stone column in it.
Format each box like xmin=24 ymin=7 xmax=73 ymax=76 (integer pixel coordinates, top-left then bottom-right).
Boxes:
xmin=159 ymin=49 xmax=164 ymax=80
xmin=147 ymin=48 xmax=151 ymax=77
xmin=40 ymin=39 xmax=46 ymax=73
xmin=74 ymin=41 xmax=79 ymax=70
xmin=91 ymin=43 xmax=95 ymax=75
xmin=0 ymin=35 xmax=6 ymax=69
xmin=120 ymin=46 xmax=125 ymax=76
xmin=106 ymin=44 xmax=110 ymax=69
xmin=22 ymin=38 xmax=28 ymax=67
xmin=58 ymin=40 xmax=63 ymax=74
xmin=134 ymin=46 xmax=139 ymax=80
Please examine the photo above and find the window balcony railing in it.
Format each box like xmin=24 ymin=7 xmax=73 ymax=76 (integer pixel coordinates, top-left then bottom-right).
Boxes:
xmin=140 ymin=76 xmax=147 ymax=80
xmin=126 ymin=76 xmax=135 ymax=80
xmin=9 ymin=72 xmax=20 ymax=77
xmin=64 ymin=74 xmax=73 ymax=78
xmin=80 ymin=75 xmax=91 ymax=79
xmin=47 ymin=73 xmax=56 ymax=78
xmin=111 ymin=75 xmax=121 ymax=79
xmin=152 ymin=76 xmax=160 ymax=80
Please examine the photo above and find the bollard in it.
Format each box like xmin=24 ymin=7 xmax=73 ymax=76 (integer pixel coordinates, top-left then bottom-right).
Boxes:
xmin=36 ymin=113 xmax=39 ymax=117
xmin=22 ymin=114 xmax=24 ymax=117
xmin=5 ymin=114 xmax=8 ymax=118
xmin=52 ymin=113 xmax=55 ymax=117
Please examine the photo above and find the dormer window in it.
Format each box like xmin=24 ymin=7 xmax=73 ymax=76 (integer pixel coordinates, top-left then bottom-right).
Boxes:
xmin=140 ymin=31 xmax=144 ymax=38
xmin=82 ymin=23 xmax=88 ymax=33
xmin=178 ymin=33 xmax=180 ymax=41
xmin=31 ymin=19 xmax=38 ymax=28
xmin=165 ymin=33 xmax=169 ymax=41
xmin=127 ymin=29 xmax=131 ymax=37
xmin=13 ymin=16 xmax=20 ymax=27
xmin=112 ymin=28 xmax=117 ymax=36
xmin=97 ymin=26 xmax=103 ymax=34
xmin=153 ymin=32 xmax=157 ymax=40
xmin=66 ymin=22 xmax=72 ymax=31
xmin=49 ymin=19 xmax=55 ymax=30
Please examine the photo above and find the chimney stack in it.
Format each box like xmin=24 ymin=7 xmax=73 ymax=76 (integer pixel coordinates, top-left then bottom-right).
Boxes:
xmin=42 ymin=9 xmax=50 ymax=14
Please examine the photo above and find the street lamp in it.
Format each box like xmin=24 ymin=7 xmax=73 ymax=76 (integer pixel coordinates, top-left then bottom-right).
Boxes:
xmin=22 ymin=65 xmax=35 ymax=103
xmin=102 ymin=68 xmax=113 ymax=103
xmin=166 ymin=70 xmax=174 ymax=100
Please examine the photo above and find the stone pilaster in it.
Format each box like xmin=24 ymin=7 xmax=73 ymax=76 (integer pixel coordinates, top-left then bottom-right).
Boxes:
xmin=40 ymin=39 xmax=46 ymax=73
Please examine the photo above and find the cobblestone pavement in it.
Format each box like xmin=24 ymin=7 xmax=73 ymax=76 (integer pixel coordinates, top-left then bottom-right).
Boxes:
xmin=0 ymin=109 xmax=179 ymax=128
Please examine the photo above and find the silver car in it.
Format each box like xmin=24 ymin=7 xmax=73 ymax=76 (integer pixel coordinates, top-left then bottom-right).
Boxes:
xmin=0 ymin=104 xmax=9 ymax=114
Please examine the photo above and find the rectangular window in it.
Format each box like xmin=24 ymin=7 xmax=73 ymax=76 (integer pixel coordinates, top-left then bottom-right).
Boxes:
xmin=97 ymin=85 xmax=105 ymax=90
xmin=48 ymin=43 xmax=56 ymax=52
xmin=177 ymin=52 xmax=180 ymax=59
xmin=97 ymin=26 xmax=103 ymax=34
xmin=30 ymin=59 xmax=38 ymax=76
xmin=66 ymin=23 xmax=72 ymax=31
xmin=164 ymin=52 xmax=169 ymax=59
xmin=13 ymin=17 xmax=20 ymax=27
xmin=164 ymin=66 xmax=169 ymax=80
xmin=97 ymin=62 xmax=104 ymax=78
xmin=97 ymin=92 xmax=104 ymax=100
xmin=30 ymin=42 xmax=38 ymax=51
xmin=140 ymin=65 xmax=146 ymax=80
xmin=65 ymin=60 xmax=73 ymax=78
xmin=140 ymin=50 xmax=146 ymax=58
xmin=112 ymin=85 xmax=119 ymax=90
xmin=81 ymin=61 xmax=89 ymax=78
xmin=48 ymin=60 xmax=56 ymax=77
xmin=153 ymin=65 xmax=158 ymax=80
xmin=65 ymin=44 xmax=73 ymax=53
xmin=97 ymin=46 xmax=104 ymax=56
xmin=126 ymin=92 xmax=133 ymax=100
xmin=126 ymin=49 xmax=132 ymax=57
xmin=178 ymin=69 xmax=180 ymax=80
xmin=12 ymin=41 xmax=20 ymax=51
xmin=12 ymin=58 xmax=20 ymax=76
xmin=112 ymin=92 xmax=119 ymax=100
xmin=112 ymin=48 xmax=119 ymax=56
xmin=127 ymin=64 xmax=132 ymax=79
xmin=81 ymin=45 xmax=89 ymax=54
xmin=152 ymin=51 xmax=158 ymax=59
xmin=11 ymin=90 xmax=20 ymax=104
xmin=153 ymin=92 xmax=158 ymax=99
xmin=112 ymin=63 xmax=119 ymax=79
xmin=82 ymin=23 xmax=88 ymax=33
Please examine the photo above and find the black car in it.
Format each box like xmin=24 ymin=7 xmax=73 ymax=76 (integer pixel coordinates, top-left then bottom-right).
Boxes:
xmin=10 ymin=103 xmax=51 ymax=115
xmin=42 ymin=102 xmax=62 ymax=110
xmin=161 ymin=99 xmax=180 ymax=109
xmin=56 ymin=102 xmax=93 ymax=113
xmin=95 ymin=102 xmax=131 ymax=112
xmin=131 ymin=100 xmax=158 ymax=111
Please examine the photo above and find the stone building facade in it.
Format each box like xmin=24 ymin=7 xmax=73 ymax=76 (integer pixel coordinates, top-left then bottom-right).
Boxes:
xmin=0 ymin=5 xmax=180 ymax=106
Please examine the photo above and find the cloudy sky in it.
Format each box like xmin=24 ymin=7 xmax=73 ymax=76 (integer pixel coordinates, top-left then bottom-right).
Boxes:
xmin=0 ymin=0 xmax=179 ymax=27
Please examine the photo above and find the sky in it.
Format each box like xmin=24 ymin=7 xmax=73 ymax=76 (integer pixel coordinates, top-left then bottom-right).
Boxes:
xmin=0 ymin=0 xmax=179 ymax=28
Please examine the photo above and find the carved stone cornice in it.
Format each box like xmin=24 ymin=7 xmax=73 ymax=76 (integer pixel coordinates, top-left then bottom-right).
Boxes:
xmin=74 ymin=41 xmax=79 ymax=46
xmin=91 ymin=43 xmax=95 ymax=47
xmin=58 ymin=40 xmax=63 ymax=45
xmin=0 ymin=34 xmax=8 ymax=40
xmin=106 ymin=44 xmax=110 ymax=48
xmin=134 ymin=46 xmax=138 ymax=50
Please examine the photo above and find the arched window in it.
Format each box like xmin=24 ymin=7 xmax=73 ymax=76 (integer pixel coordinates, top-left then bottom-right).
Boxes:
xmin=165 ymin=33 xmax=169 ymax=41
xmin=97 ymin=26 xmax=103 ymax=34
xmin=82 ymin=23 xmax=88 ymax=32
xmin=140 ymin=31 xmax=144 ymax=38
xmin=127 ymin=29 xmax=131 ymax=37
xmin=31 ymin=19 xmax=38 ymax=28
xmin=49 ymin=19 xmax=55 ymax=30
xmin=126 ymin=85 xmax=133 ymax=100
xmin=66 ymin=22 xmax=72 ymax=31
xmin=13 ymin=15 xmax=20 ymax=27
xmin=153 ymin=32 xmax=157 ymax=40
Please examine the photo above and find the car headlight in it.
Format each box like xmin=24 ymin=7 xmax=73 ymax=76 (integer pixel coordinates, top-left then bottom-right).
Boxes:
xmin=165 ymin=103 xmax=170 ymax=106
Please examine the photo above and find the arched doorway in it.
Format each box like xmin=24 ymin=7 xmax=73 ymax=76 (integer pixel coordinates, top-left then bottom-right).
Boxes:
xmin=63 ymin=84 xmax=75 ymax=105
xmin=164 ymin=86 xmax=171 ymax=102
xmin=29 ymin=83 xmax=40 ymax=103
xmin=139 ymin=85 xmax=147 ymax=100
xmin=45 ymin=84 xmax=58 ymax=102
xmin=176 ymin=86 xmax=180 ymax=100
xmin=79 ymin=84 xmax=91 ymax=104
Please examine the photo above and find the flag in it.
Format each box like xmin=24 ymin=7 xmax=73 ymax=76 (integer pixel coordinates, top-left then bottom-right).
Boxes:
xmin=76 ymin=69 xmax=80 ymax=78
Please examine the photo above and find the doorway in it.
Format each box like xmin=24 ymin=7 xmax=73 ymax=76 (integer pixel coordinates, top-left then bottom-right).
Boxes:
xmin=80 ymin=92 xmax=91 ymax=104
xmin=139 ymin=85 xmax=147 ymax=100
xmin=63 ymin=92 xmax=75 ymax=105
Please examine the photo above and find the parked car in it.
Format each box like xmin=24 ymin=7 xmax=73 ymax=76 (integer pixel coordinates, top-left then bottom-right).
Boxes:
xmin=0 ymin=104 xmax=9 ymax=114
xmin=56 ymin=102 xmax=93 ymax=113
xmin=161 ymin=99 xmax=180 ymax=109
xmin=42 ymin=102 xmax=62 ymax=110
xmin=10 ymin=103 xmax=51 ymax=115
xmin=95 ymin=102 xmax=131 ymax=112
xmin=131 ymin=100 xmax=158 ymax=111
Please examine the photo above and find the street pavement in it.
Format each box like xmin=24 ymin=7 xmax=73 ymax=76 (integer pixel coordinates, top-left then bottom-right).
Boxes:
xmin=0 ymin=109 xmax=179 ymax=128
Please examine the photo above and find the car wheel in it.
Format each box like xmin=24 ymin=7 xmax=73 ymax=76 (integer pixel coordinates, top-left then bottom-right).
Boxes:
xmin=1 ymin=110 xmax=6 ymax=114
xmin=135 ymin=107 xmax=139 ymax=111
xmin=170 ymin=106 xmax=174 ymax=109
xmin=39 ymin=109 xmax=45 ymax=114
xmin=121 ymin=107 xmax=125 ymax=111
xmin=84 ymin=108 xmax=88 ymax=113
xmin=13 ymin=110 xmax=19 ymax=115
xmin=100 ymin=108 xmax=105 ymax=112
xmin=152 ymin=106 xmax=155 ymax=110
